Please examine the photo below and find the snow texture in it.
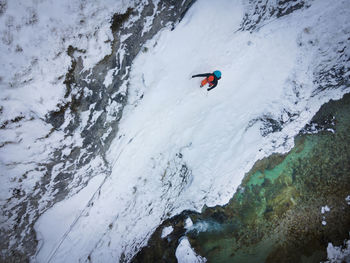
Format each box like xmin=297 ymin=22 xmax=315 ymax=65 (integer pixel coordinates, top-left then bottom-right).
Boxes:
xmin=321 ymin=205 xmax=331 ymax=214
xmin=175 ymin=237 xmax=207 ymax=263
xmin=0 ymin=0 xmax=134 ymax=118
xmin=161 ymin=226 xmax=173 ymax=239
xmin=346 ymin=196 xmax=350 ymax=205
xmin=34 ymin=174 xmax=105 ymax=263
xmin=325 ymin=239 xmax=350 ymax=263
xmin=185 ymin=217 xmax=193 ymax=229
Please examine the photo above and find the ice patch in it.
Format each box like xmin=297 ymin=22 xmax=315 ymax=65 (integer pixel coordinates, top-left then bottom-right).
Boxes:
xmin=161 ymin=226 xmax=173 ymax=238
xmin=325 ymin=239 xmax=350 ymax=263
xmin=175 ymin=237 xmax=207 ymax=263
xmin=104 ymin=68 xmax=116 ymax=87
xmin=185 ymin=217 xmax=193 ymax=229
xmin=321 ymin=205 xmax=331 ymax=214
xmin=345 ymin=196 xmax=350 ymax=205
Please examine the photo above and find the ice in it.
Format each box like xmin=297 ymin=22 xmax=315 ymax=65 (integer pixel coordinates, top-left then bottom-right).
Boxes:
xmin=346 ymin=196 xmax=350 ymax=205
xmin=321 ymin=205 xmax=331 ymax=214
xmin=161 ymin=226 xmax=173 ymax=238
xmin=185 ymin=218 xmax=193 ymax=229
xmin=326 ymin=240 xmax=350 ymax=263
xmin=34 ymin=173 xmax=105 ymax=263
xmin=175 ymin=237 xmax=207 ymax=263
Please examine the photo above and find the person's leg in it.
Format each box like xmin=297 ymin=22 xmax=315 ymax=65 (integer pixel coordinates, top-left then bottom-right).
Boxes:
xmin=200 ymin=78 xmax=208 ymax=87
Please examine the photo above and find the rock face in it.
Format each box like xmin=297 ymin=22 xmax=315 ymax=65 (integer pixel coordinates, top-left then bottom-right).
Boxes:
xmin=0 ymin=1 xmax=195 ymax=262
xmin=239 ymin=0 xmax=311 ymax=31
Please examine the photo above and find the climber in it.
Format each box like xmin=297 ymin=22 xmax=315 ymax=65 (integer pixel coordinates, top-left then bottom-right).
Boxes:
xmin=191 ymin=70 xmax=221 ymax=91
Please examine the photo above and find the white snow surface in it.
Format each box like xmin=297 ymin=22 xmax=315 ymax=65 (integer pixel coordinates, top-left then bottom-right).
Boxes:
xmin=34 ymin=174 xmax=105 ymax=263
xmin=185 ymin=217 xmax=193 ymax=229
xmin=33 ymin=0 xmax=350 ymax=262
xmin=175 ymin=237 xmax=207 ymax=263
xmin=321 ymin=205 xmax=331 ymax=214
xmin=346 ymin=195 xmax=350 ymax=205
xmin=161 ymin=226 xmax=173 ymax=239
xmin=325 ymin=239 xmax=350 ymax=263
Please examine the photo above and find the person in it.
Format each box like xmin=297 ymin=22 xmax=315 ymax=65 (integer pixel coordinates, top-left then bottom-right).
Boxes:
xmin=191 ymin=70 xmax=221 ymax=91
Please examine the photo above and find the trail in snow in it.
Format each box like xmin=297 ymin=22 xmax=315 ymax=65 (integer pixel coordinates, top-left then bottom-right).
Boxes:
xmin=35 ymin=0 xmax=350 ymax=262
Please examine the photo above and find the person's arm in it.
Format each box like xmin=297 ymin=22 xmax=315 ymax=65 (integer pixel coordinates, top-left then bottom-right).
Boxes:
xmin=192 ymin=73 xmax=211 ymax=78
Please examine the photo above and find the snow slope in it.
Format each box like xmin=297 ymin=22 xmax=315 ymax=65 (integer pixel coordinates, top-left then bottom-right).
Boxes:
xmin=34 ymin=0 xmax=350 ymax=262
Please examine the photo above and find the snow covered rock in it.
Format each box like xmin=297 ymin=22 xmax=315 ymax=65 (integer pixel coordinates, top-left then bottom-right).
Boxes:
xmin=240 ymin=0 xmax=312 ymax=32
xmin=0 ymin=0 xmax=195 ymax=261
